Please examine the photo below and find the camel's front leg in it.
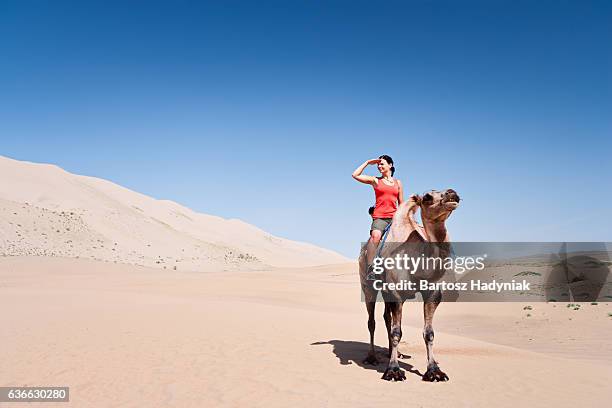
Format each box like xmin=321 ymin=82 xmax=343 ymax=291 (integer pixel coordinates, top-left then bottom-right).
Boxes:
xmin=384 ymin=303 xmax=407 ymax=359
xmin=422 ymin=290 xmax=449 ymax=382
xmin=362 ymin=301 xmax=379 ymax=365
xmin=382 ymin=301 xmax=406 ymax=381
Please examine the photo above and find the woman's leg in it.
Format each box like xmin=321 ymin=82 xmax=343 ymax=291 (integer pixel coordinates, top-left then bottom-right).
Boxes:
xmin=366 ymin=229 xmax=383 ymax=266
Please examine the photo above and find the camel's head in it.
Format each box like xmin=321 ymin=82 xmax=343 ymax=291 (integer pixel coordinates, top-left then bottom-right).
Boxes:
xmin=417 ymin=189 xmax=460 ymax=223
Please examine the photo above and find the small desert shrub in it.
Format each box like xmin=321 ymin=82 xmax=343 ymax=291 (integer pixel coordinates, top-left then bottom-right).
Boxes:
xmin=514 ymin=271 xmax=541 ymax=277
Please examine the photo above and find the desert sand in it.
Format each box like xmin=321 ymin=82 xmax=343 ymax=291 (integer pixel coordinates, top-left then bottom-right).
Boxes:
xmin=1 ymin=256 xmax=611 ymax=408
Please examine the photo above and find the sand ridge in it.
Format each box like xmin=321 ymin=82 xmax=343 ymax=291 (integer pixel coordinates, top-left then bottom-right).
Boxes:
xmin=0 ymin=155 xmax=348 ymax=270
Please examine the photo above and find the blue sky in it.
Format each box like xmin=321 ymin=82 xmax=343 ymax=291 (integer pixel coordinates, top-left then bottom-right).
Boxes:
xmin=1 ymin=0 xmax=610 ymax=257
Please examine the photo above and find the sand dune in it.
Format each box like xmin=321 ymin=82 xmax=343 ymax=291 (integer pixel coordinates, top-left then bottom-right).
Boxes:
xmin=0 ymin=156 xmax=348 ymax=269
xmin=1 ymin=257 xmax=610 ymax=407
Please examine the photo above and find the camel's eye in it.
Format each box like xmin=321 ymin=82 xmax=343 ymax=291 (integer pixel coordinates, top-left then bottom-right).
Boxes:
xmin=423 ymin=193 xmax=433 ymax=203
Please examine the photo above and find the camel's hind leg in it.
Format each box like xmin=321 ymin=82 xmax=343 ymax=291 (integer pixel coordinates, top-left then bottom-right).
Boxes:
xmin=421 ymin=290 xmax=449 ymax=382
xmin=362 ymin=301 xmax=380 ymax=365
xmin=382 ymin=301 xmax=406 ymax=381
xmin=384 ymin=303 xmax=392 ymax=357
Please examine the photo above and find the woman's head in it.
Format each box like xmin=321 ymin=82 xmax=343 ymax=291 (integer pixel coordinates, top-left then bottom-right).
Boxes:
xmin=378 ymin=155 xmax=395 ymax=176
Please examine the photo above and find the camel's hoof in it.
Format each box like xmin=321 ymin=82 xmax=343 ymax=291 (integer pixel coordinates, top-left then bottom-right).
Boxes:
xmin=362 ymin=354 xmax=380 ymax=365
xmin=382 ymin=367 xmax=406 ymax=382
xmin=422 ymin=366 xmax=449 ymax=382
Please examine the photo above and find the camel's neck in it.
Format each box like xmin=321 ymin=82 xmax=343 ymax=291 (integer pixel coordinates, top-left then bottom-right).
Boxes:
xmin=421 ymin=217 xmax=449 ymax=243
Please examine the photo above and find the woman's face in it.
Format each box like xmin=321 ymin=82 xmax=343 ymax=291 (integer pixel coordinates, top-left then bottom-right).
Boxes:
xmin=377 ymin=159 xmax=392 ymax=175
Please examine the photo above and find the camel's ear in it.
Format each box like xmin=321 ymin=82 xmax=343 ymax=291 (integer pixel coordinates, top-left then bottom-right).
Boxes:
xmin=413 ymin=194 xmax=422 ymax=206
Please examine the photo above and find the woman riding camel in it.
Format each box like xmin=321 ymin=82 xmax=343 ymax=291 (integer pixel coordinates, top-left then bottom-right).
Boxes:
xmin=352 ymin=155 xmax=404 ymax=267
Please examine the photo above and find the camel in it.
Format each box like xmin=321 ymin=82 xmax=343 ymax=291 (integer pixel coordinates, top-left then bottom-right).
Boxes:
xmin=358 ymin=189 xmax=460 ymax=382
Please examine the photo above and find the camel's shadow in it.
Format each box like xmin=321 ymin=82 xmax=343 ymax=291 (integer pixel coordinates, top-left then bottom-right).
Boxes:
xmin=311 ymin=340 xmax=423 ymax=378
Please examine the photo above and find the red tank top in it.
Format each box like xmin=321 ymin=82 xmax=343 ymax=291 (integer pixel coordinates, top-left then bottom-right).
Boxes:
xmin=372 ymin=178 xmax=399 ymax=219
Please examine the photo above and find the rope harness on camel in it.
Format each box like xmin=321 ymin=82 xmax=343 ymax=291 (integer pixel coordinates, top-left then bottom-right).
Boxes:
xmin=375 ymin=223 xmax=392 ymax=260
xmin=366 ymin=223 xmax=392 ymax=280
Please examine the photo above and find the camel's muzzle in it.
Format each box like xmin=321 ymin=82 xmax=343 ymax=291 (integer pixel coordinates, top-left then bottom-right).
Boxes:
xmin=443 ymin=190 xmax=460 ymax=209
xmin=444 ymin=189 xmax=460 ymax=203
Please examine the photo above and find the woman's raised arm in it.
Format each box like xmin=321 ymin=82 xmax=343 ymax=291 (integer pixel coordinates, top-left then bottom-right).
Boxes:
xmin=352 ymin=159 xmax=379 ymax=185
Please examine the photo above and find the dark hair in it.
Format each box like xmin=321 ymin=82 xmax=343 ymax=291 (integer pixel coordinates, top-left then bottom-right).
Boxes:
xmin=379 ymin=154 xmax=395 ymax=176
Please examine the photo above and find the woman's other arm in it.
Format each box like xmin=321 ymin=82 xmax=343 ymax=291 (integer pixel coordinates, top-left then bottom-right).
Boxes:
xmin=397 ymin=179 xmax=404 ymax=204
